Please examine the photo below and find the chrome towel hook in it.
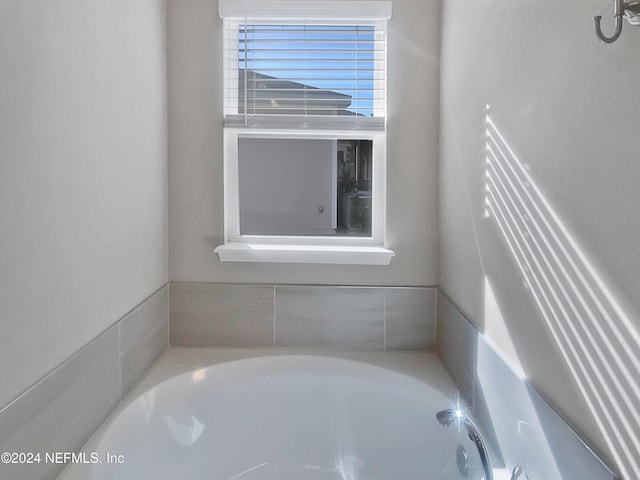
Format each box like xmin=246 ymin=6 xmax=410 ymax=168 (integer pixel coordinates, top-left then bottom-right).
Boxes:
xmin=594 ymin=0 xmax=640 ymax=43
xmin=594 ymin=0 xmax=624 ymax=43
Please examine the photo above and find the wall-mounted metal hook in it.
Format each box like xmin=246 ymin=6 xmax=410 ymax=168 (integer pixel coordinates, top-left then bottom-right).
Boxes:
xmin=594 ymin=0 xmax=625 ymax=43
xmin=594 ymin=0 xmax=640 ymax=43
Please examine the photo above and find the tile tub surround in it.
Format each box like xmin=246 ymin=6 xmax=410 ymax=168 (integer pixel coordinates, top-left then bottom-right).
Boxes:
xmin=169 ymin=283 xmax=437 ymax=350
xmin=436 ymin=290 xmax=617 ymax=480
xmin=0 ymin=285 xmax=169 ymax=480
xmin=435 ymin=290 xmax=476 ymax=407
xmin=120 ymin=285 xmax=170 ymax=397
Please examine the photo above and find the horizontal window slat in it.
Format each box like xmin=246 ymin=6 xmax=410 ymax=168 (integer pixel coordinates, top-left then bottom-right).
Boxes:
xmin=234 ymin=67 xmax=383 ymax=72
xmin=229 ymin=95 xmax=385 ymax=100
xmin=239 ymin=39 xmax=382 ymax=44
xmin=238 ymin=46 xmax=382 ymax=51
xmin=238 ymin=30 xmax=380 ymax=33
xmin=225 ymin=76 xmax=381 ymax=82
xmin=239 ymin=33 xmax=379 ymax=39
xmin=233 ymin=109 xmax=382 ymax=112
xmin=236 ymin=100 xmax=380 ymax=105
xmin=226 ymin=82 xmax=378 ymax=87
xmin=237 ymin=58 xmax=378 ymax=62
xmin=236 ymin=88 xmax=385 ymax=92
xmin=236 ymin=111 xmax=377 ymax=114
xmin=238 ymin=27 xmax=376 ymax=32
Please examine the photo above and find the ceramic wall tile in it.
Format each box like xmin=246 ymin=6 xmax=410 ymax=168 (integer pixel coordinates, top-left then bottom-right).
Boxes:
xmin=384 ymin=287 xmax=436 ymax=350
xmin=170 ymin=283 xmax=274 ymax=346
xmin=0 ymin=327 xmax=120 ymax=480
xmin=275 ymin=286 xmax=384 ymax=349
xmin=120 ymin=285 xmax=169 ymax=397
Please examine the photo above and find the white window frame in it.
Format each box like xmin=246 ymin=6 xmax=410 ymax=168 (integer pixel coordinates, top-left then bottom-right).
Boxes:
xmin=215 ymin=1 xmax=394 ymax=265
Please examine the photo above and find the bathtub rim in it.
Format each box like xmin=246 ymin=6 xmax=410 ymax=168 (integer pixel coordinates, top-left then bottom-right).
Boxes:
xmin=57 ymin=348 xmax=459 ymax=480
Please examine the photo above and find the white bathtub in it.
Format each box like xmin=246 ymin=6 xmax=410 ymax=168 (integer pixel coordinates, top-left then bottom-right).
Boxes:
xmin=63 ymin=355 xmax=484 ymax=479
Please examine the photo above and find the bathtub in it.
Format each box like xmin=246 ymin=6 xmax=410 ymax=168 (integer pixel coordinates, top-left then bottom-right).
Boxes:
xmin=61 ymin=354 xmax=484 ymax=479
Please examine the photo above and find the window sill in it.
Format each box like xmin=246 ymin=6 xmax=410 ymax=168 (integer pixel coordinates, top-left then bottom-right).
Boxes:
xmin=214 ymin=243 xmax=395 ymax=265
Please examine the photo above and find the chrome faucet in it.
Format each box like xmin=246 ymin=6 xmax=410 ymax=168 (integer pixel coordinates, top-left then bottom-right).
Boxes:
xmin=436 ymin=409 xmax=493 ymax=480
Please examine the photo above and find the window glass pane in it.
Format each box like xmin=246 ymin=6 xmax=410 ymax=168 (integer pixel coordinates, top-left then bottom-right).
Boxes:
xmin=238 ymin=137 xmax=372 ymax=236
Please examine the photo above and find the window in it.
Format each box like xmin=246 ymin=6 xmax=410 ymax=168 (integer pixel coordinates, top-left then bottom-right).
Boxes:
xmin=215 ymin=0 xmax=394 ymax=265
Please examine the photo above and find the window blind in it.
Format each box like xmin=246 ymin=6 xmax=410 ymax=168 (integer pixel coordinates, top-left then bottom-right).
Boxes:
xmin=223 ymin=19 xmax=387 ymax=130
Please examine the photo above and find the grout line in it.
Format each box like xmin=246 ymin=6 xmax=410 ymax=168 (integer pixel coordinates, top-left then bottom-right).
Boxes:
xmin=167 ymin=283 xmax=172 ymax=347
xmin=434 ymin=287 xmax=439 ymax=350
xmin=172 ymin=281 xmax=437 ymax=289
xmin=437 ymin=287 xmax=477 ymax=330
xmin=471 ymin=328 xmax=477 ymax=413
xmin=383 ymin=289 xmax=387 ymax=351
xmin=118 ymin=322 xmax=123 ymax=401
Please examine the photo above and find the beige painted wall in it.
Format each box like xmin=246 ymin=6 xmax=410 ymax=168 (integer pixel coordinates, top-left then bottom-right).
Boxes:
xmin=0 ymin=0 xmax=168 ymax=408
xmin=439 ymin=0 xmax=640 ymax=477
xmin=167 ymin=0 xmax=441 ymax=286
